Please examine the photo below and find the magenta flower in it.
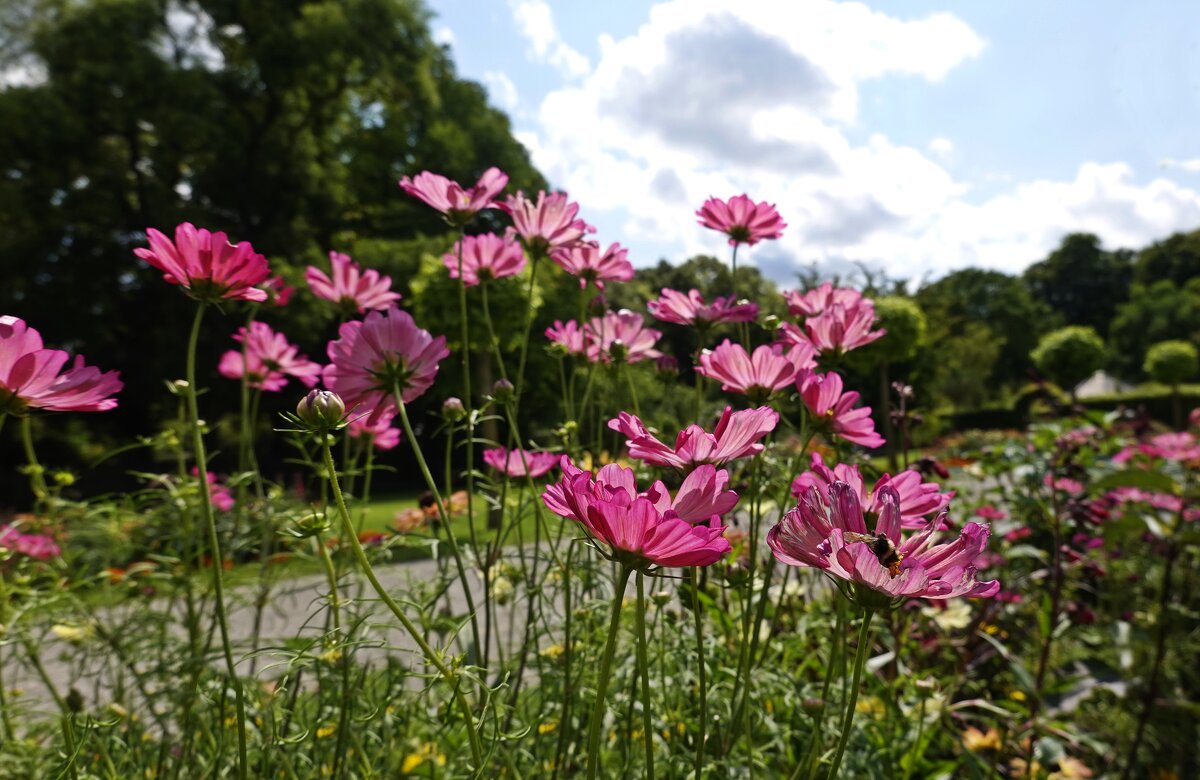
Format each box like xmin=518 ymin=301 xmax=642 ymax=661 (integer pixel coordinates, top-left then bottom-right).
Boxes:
xmin=398 ymin=167 xmax=508 ymax=224
xmin=545 ymin=319 xmax=589 ymax=357
xmin=218 ymin=322 xmax=321 ymax=392
xmin=502 ymin=191 xmax=591 ymax=256
xmin=768 ymin=482 xmax=1000 ymax=604
xmin=323 ymin=306 xmax=450 ymax=423
xmin=347 ymin=409 xmax=402 ymax=451
xmin=800 ymin=302 xmax=886 ymax=355
xmin=0 ymin=525 xmax=61 ymax=561
xmin=306 ymin=252 xmax=402 ymax=314
xmin=973 ymin=505 xmax=1006 ymax=521
xmin=790 ymin=453 xmax=951 ymax=530
xmin=797 ymin=370 xmax=884 ymax=449
xmin=483 ymin=447 xmax=560 ymax=479
xmin=193 ymin=468 xmax=235 ymax=512
xmin=609 ymin=405 xmax=779 ymax=470
xmin=697 ymin=339 xmax=815 ymax=401
xmin=551 ymin=242 xmax=635 ymax=290
xmin=784 ymin=282 xmax=864 ymax=318
xmin=259 ymin=275 xmax=295 ymax=307
xmin=443 ymin=234 xmax=527 ymax=287
xmin=647 ymin=288 xmax=759 ymax=328
xmin=1114 ymin=432 xmax=1200 ymax=464
xmin=586 ymin=310 xmax=662 ymax=364
xmin=696 ymin=195 xmax=786 ymax=246
xmin=135 ymin=222 xmax=271 ymax=302
xmin=0 ymin=316 xmax=122 ymax=415
xmin=543 ymin=458 xmax=734 ymax=568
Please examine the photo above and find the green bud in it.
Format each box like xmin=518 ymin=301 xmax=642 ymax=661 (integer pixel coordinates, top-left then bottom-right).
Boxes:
xmin=296 ymin=390 xmax=345 ymax=430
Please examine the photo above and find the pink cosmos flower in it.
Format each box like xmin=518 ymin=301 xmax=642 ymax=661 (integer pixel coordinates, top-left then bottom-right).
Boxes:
xmin=797 ymin=370 xmax=885 ymax=449
xmin=608 ymin=406 xmax=779 ymax=470
xmin=551 ymin=242 xmax=635 ymax=290
xmin=697 ymin=340 xmax=816 ymax=401
xmin=768 ymin=482 xmax=1000 ymax=603
xmin=1107 ymin=487 xmax=1200 ymax=522
xmin=502 ymin=191 xmax=591 ymax=256
xmin=135 ymin=223 xmax=271 ymax=302
xmin=217 ymin=322 xmax=321 ymax=392
xmin=0 ymin=316 xmax=122 ymax=414
xmin=790 ymin=453 xmax=951 ymax=529
xmin=647 ymin=289 xmax=759 ymax=328
xmin=696 ymin=195 xmax=786 ymax=246
xmin=784 ymin=283 xmax=864 ymax=319
xmin=778 ymin=302 xmax=885 ymax=356
xmin=973 ymin=505 xmax=1007 ymax=521
xmin=1190 ymin=407 xmax=1200 ymax=431
xmin=586 ymin=310 xmax=662 ymax=364
xmin=1043 ymin=474 xmax=1084 ymax=495
xmin=398 ymin=167 xmax=508 ymax=224
xmin=443 ymin=234 xmax=527 ymax=287
xmin=193 ymin=468 xmax=235 ymax=512
xmin=545 ymin=319 xmax=589 ymax=357
xmin=259 ymin=275 xmax=294 ymax=306
xmin=0 ymin=525 xmax=61 ymax=560
xmin=323 ymin=306 xmax=450 ymax=423
xmin=347 ymin=408 xmax=402 ymax=451
xmin=483 ymin=447 xmax=560 ymax=479
xmin=306 ymin=252 xmax=402 ymax=314
xmin=542 ymin=458 xmax=735 ymax=568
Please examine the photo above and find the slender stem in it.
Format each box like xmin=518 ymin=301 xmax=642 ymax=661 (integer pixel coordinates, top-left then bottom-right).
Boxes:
xmin=314 ymin=536 xmax=352 ymax=778
xmin=691 ymin=568 xmax=708 ymax=779
xmin=621 ymin=362 xmax=641 ymax=418
xmin=828 ymin=609 xmax=875 ymax=779
xmin=184 ymin=302 xmax=248 ymax=780
xmin=799 ymin=587 xmax=845 ymax=780
xmin=454 ymin=230 xmax=482 ymax=655
xmin=393 ymin=394 xmax=482 ymax=656
xmin=319 ymin=437 xmax=484 ymax=771
xmin=635 ymin=572 xmax=656 ymax=780
xmin=587 ymin=565 xmax=633 ymax=780
xmin=20 ymin=416 xmax=47 ymax=502
xmin=1027 ymin=487 xmax=1064 ymax=766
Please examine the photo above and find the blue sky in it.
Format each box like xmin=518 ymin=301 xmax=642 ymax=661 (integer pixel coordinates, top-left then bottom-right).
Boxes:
xmin=427 ymin=1 xmax=1200 ymax=283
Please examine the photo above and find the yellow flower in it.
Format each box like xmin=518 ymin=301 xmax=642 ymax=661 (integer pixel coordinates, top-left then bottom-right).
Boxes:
xmin=51 ymin=623 xmax=94 ymax=643
xmin=1009 ymin=690 xmax=1027 ymax=702
xmin=961 ymin=726 xmax=1001 ymax=752
xmin=1049 ymin=756 xmax=1094 ymax=779
xmin=401 ymin=742 xmax=446 ymax=774
xmin=539 ymin=644 xmax=565 ymax=660
xmin=538 ymin=722 xmax=557 ymax=735
xmin=316 ymin=724 xmax=336 ymax=739
xmin=855 ymin=696 xmax=885 ymax=718
xmin=318 ymin=648 xmax=342 ymax=664
xmin=401 ymin=754 xmax=423 ymax=774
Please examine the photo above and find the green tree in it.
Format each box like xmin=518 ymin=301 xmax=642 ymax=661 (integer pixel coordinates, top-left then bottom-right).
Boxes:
xmin=853 ymin=296 xmax=926 ymax=466
xmin=1144 ymin=340 xmax=1198 ymax=427
xmin=1134 ymin=229 xmax=1200 ymax=288
xmin=1109 ymin=279 xmax=1200 ymax=380
xmin=1030 ymin=326 xmax=1106 ymax=400
xmin=1023 ymin=233 xmax=1132 ymax=335
xmin=926 ymin=322 xmax=1002 ymax=410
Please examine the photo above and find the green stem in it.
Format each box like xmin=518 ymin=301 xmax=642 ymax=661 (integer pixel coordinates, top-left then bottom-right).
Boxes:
xmin=587 ymin=565 xmax=633 ymax=780
xmin=621 ymin=362 xmax=641 ymax=418
xmin=828 ymin=609 xmax=875 ymax=779
xmin=315 ymin=536 xmax=352 ymax=778
xmin=690 ymin=568 xmax=708 ymax=779
xmin=184 ymin=302 xmax=248 ymax=780
xmin=20 ymin=416 xmax=47 ymax=502
xmin=319 ymin=437 xmax=484 ymax=772
xmin=635 ymin=572 xmax=656 ymax=780
xmin=454 ymin=230 xmax=481 ymax=657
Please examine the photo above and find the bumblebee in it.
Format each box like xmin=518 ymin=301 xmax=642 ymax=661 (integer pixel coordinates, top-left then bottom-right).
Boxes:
xmin=843 ymin=532 xmax=904 ymax=578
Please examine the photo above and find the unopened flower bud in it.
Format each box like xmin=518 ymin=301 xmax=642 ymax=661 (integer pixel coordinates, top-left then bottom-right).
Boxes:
xmin=802 ymin=698 xmax=825 ymax=715
xmin=166 ymin=379 xmax=190 ymax=396
xmin=655 ymin=355 xmax=679 ymax=375
xmin=608 ymin=339 xmax=629 ymax=362
xmin=652 ymin=590 xmax=672 ymax=607
xmin=291 ymin=512 xmax=331 ymax=539
xmin=491 ymin=576 xmax=514 ymax=605
xmin=442 ymin=397 xmax=467 ymax=422
xmin=762 ymin=314 xmax=781 ymax=331
xmin=491 ymin=379 xmax=515 ymax=403
xmin=296 ymin=390 xmax=345 ymax=429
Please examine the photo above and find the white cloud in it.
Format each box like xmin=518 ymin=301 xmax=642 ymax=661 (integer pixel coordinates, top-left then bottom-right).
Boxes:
xmin=1160 ymin=158 xmax=1200 ymax=173
xmin=432 ymin=25 xmax=456 ymax=47
xmin=483 ymin=71 xmax=520 ymax=112
xmin=509 ymin=0 xmax=590 ymax=78
xmin=516 ymin=0 xmax=1200 ymax=282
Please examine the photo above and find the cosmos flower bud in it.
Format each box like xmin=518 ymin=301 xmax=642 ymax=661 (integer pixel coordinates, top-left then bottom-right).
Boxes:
xmin=491 ymin=379 xmax=515 ymax=403
xmin=296 ymin=390 xmax=345 ymax=429
xmin=442 ymin=397 xmax=467 ymax=422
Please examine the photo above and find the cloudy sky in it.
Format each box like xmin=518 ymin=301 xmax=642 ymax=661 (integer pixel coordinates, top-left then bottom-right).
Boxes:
xmin=428 ymin=0 xmax=1200 ymax=284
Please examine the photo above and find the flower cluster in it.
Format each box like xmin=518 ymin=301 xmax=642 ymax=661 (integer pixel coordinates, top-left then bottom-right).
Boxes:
xmin=218 ymin=321 xmax=321 ymax=392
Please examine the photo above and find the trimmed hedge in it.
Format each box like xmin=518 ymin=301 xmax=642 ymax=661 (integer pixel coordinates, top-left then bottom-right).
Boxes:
xmin=947 ymin=384 xmax=1200 ymax=432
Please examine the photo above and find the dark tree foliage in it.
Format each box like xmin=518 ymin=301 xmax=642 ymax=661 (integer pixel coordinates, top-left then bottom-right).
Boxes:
xmin=1023 ymin=233 xmax=1132 ymax=336
xmin=1134 ymin=229 xmax=1200 ymax=288
xmin=0 ymin=0 xmax=545 ymax=450
xmin=1109 ymin=279 xmax=1200 ymax=380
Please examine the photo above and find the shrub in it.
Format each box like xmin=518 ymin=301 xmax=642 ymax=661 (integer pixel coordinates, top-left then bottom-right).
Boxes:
xmin=1030 ymin=326 xmax=1106 ymax=397
xmin=1143 ymin=340 xmax=1198 ymax=386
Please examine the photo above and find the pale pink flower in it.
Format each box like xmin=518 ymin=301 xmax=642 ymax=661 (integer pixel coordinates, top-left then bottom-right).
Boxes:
xmin=647 ymin=289 xmax=759 ymax=328
xmin=306 ymin=252 xmax=401 ymax=314
xmin=1189 ymin=407 xmax=1200 ymax=431
xmin=483 ymin=447 xmax=560 ymax=479
xmin=697 ymin=339 xmax=815 ymax=401
xmin=348 ymin=408 xmax=402 ymax=451
xmin=0 ymin=316 xmax=122 ymax=414
xmin=797 ymin=370 xmax=884 ymax=449
xmin=443 ymin=233 xmax=526 ymax=287
xmin=323 ymin=306 xmax=450 ymax=423
xmin=586 ymin=310 xmax=662 ymax=364
xmin=545 ymin=319 xmax=588 ymax=357
xmin=609 ymin=406 xmax=779 ymax=470
xmin=784 ymin=283 xmax=863 ymax=318
xmin=800 ymin=302 xmax=886 ymax=355
xmin=551 ymin=242 xmax=634 ymax=289
xmin=502 ymin=191 xmax=591 ymax=256
xmin=135 ymin=222 xmax=270 ymax=302
xmin=0 ymin=526 xmax=60 ymax=561
xmin=768 ymin=482 xmax=1000 ymax=602
xmin=218 ymin=321 xmax=321 ymax=392
xmin=398 ymin=167 xmax=508 ymax=224
xmin=790 ymin=453 xmax=951 ymax=529
xmin=973 ymin=505 xmax=1006 ymax=521
xmin=696 ymin=195 xmax=786 ymax=246
xmin=542 ymin=458 xmax=735 ymax=568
